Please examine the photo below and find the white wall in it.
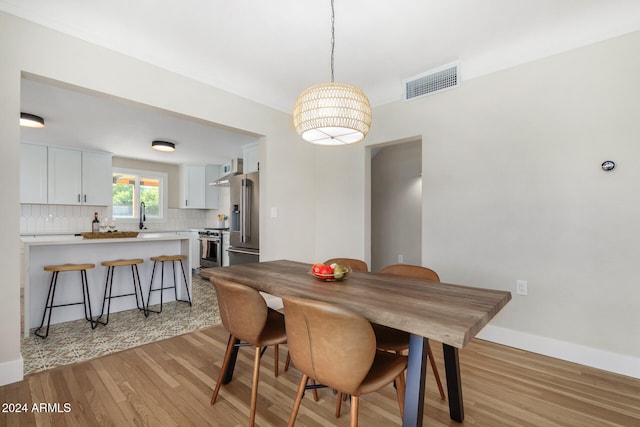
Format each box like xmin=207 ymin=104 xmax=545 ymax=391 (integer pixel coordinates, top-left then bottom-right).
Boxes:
xmin=311 ymin=143 xmax=367 ymax=263
xmin=0 ymin=12 xmax=365 ymax=385
xmin=4 ymin=9 xmax=637 ymax=385
xmin=0 ymin=13 xmax=23 ymax=386
xmin=367 ymin=30 xmax=640 ymax=378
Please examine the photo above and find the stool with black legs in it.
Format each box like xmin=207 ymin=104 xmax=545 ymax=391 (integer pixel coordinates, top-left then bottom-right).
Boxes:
xmin=96 ymin=258 xmax=147 ymax=326
xmin=35 ymin=263 xmax=97 ymax=338
xmin=146 ymin=255 xmax=191 ymax=314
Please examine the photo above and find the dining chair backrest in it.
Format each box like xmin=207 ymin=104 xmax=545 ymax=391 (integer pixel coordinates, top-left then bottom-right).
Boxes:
xmin=374 ymin=263 xmax=447 ymax=402
xmin=211 ymin=277 xmax=268 ymax=345
xmin=323 ymin=258 xmax=369 ymax=272
xmin=209 ymin=277 xmax=287 ymax=425
xmin=283 ymin=295 xmax=376 ymax=394
xmin=379 ymin=264 xmax=440 ymax=282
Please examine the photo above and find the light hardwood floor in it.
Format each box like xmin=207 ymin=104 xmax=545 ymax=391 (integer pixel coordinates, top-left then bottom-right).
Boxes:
xmin=1 ymin=325 xmax=639 ymax=426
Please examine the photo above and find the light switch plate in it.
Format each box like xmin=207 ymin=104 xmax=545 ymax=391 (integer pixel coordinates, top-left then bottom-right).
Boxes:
xmin=516 ymin=280 xmax=528 ymax=295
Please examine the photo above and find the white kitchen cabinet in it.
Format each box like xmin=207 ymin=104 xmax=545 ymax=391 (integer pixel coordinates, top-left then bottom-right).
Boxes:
xmin=191 ymin=232 xmax=201 ymax=270
xmin=178 ymin=230 xmax=201 ymax=271
xmin=20 ymin=143 xmax=48 ymax=204
xmin=205 ymin=164 xmax=220 ymax=209
xmin=47 ymin=147 xmax=82 ymax=205
xmin=82 ymin=151 xmax=113 ymax=205
xmin=222 ymin=231 xmax=230 ymax=267
xmin=180 ymin=165 xmax=205 ymax=208
xmin=242 ymin=142 xmax=259 ymax=173
xmin=47 ymin=147 xmax=112 ymax=205
xmin=180 ymin=164 xmax=219 ymax=209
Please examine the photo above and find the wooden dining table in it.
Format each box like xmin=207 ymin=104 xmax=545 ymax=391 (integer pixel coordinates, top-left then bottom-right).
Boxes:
xmin=202 ymin=259 xmax=511 ymax=427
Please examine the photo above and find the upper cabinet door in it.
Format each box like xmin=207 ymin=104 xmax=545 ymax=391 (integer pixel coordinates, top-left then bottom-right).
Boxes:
xmin=20 ymin=143 xmax=48 ymax=204
xmin=82 ymin=151 xmax=113 ymax=206
xmin=180 ymin=164 xmax=220 ymax=209
xmin=180 ymin=164 xmax=206 ymax=208
xmin=242 ymin=142 xmax=259 ymax=173
xmin=204 ymin=164 xmax=219 ymax=209
xmin=46 ymin=147 xmax=112 ymax=206
xmin=47 ymin=147 xmax=82 ymax=205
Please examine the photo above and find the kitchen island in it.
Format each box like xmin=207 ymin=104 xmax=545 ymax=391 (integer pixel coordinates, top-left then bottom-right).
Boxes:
xmin=22 ymin=234 xmax=192 ymax=337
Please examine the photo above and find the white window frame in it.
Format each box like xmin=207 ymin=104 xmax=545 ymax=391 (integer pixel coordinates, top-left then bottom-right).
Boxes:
xmin=112 ymin=167 xmax=168 ymax=225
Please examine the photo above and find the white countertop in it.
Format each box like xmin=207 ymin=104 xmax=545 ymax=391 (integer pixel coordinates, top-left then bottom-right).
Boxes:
xmin=21 ymin=234 xmax=190 ymax=246
xmin=20 ymin=229 xmax=197 ymax=238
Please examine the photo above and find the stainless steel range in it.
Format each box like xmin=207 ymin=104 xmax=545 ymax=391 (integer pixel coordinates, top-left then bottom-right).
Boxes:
xmin=198 ymin=228 xmax=228 ymax=268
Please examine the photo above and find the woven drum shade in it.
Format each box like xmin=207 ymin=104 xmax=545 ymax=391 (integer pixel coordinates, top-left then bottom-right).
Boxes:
xmin=293 ymin=82 xmax=372 ymax=145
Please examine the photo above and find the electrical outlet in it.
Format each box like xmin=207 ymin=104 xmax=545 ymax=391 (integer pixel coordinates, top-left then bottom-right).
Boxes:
xmin=516 ymin=280 xmax=528 ymax=296
xmin=398 ymin=254 xmax=404 ymax=263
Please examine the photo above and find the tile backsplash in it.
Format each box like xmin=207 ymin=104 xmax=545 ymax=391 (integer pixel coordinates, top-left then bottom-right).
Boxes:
xmin=20 ymin=204 xmax=226 ymax=234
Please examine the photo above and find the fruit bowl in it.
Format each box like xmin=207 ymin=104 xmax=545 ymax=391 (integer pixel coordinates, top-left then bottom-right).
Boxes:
xmin=310 ymin=265 xmax=352 ymax=282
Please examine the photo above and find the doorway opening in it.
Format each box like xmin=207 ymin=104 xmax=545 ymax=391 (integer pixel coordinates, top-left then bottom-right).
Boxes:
xmin=368 ymin=138 xmax=422 ymax=272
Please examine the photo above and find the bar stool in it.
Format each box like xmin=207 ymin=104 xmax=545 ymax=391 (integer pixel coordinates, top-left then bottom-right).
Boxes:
xmin=35 ymin=263 xmax=97 ymax=339
xmin=146 ymin=255 xmax=191 ymax=314
xmin=96 ymin=258 xmax=147 ymax=326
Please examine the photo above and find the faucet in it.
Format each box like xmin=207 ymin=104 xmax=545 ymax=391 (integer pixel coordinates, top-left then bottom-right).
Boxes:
xmin=139 ymin=202 xmax=146 ymax=229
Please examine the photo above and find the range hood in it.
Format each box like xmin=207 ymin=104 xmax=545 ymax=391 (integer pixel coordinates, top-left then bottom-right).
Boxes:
xmin=210 ymin=158 xmax=243 ymax=186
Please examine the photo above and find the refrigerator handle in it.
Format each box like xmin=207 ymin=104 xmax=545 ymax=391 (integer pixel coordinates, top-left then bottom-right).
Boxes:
xmin=245 ymin=179 xmax=253 ymax=242
xmin=240 ymin=179 xmax=245 ymax=242
xmin=241 ymin=178 xmax=251 ymax=243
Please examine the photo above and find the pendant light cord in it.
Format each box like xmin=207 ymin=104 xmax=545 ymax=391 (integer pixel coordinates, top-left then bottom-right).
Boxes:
xmin=330 ymin=0 xmax=335 ymax=83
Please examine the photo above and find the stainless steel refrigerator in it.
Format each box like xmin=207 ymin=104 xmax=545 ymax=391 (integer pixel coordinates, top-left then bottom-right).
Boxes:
xmin=228 ymin=171 xmax=260 ymax=264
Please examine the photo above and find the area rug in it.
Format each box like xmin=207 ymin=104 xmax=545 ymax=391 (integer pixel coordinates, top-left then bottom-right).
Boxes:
xmin=21 ymin=273 xmax=220 ymax=375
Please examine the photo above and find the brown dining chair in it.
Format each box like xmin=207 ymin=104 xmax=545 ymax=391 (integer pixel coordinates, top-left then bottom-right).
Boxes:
xmin=284 ymin=257 xmax=369 ymax=373
xmin=209 ymin=277 xmax=287 ymax=427
xmin=375 ymin=263 xmax=446 ymax=401
xmin=323 ymin=257 xmax=369 ymax=272
xmin=283 ymin=295 xmax=407 ymax=427
xmin=324 ymin=258 xmax=370 ymax=413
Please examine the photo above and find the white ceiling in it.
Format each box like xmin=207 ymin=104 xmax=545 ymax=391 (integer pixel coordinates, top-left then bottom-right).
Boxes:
xmin=5 ymin=0 xmax=640 ymax=164
xmin=19 ymin=78 xmax=259 ymax=165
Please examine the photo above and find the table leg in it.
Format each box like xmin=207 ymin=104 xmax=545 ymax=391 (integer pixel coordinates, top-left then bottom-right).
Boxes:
xmin=402 ymin=334 xmax=428 ymax=427
xmin=443 ymin=344 xmax=464 ymax=422
xmin=222 ymin=336 xmax=241 ymax=384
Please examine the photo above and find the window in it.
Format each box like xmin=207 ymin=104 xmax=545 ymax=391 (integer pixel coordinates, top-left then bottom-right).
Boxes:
xmin=112 ymin=168 xmax=167 ymax=223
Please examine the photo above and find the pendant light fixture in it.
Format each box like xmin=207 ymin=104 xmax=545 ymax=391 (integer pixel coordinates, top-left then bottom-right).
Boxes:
xmin=292 ymin=0 xmax=371 ymax=145
xmin=20 ymin=112 xmax=45 ymax=128
xmin=152 ymin=140 xmax=176 ymax=152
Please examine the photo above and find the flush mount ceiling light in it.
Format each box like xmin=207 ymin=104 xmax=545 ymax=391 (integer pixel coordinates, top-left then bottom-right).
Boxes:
xmin=20 ymin=112 xmax=45 ymax=128
xmin=151 ymin=140 xmax=176 ymax=152
xmin=292 ymin=0 xmax=371 ymax=145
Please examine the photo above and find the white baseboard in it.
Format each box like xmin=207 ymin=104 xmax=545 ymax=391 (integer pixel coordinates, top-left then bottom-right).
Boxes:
xmin=477 ymin=325 xmax=640 ymax=380
xmin=0 ymin=355 xmax=24 ymax=386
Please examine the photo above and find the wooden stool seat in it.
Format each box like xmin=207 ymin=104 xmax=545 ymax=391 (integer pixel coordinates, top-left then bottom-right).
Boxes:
xmin=101 ymin=258 xmax=143 ymax=268
xmin=35 ymin=263 xmax=97 ymax=338
xmin=44 ymin=263 xmax=95 ymax=272
xmin=150 ymin=255 xmax=186 ymax=263
xmin=96 ymin=258 xmax=147 ymax=326
xmin=146 ymin=254 xmax=191 ymax=314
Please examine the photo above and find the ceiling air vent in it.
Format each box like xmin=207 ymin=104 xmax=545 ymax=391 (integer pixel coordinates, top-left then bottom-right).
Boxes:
xmin=403 ymin=62 xmax=459 ymax=101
